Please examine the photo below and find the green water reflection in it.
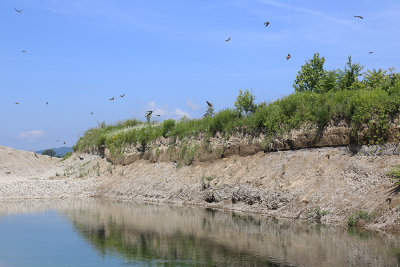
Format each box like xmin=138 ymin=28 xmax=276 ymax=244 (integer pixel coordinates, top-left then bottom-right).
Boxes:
xmin=0 ymin=200 xmax=399 ymax=266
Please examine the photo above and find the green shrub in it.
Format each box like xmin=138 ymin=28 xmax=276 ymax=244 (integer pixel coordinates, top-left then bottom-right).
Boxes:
xmin=74 ymin=56 xmax=400 ymax=155
xmin=348 ymin=211 xmax=375 ymax=227
xmin=388 ymin=165 xmax=400 ymax=186
xmin=161 ymin=119 xmax=175 ymax=137
xmin=234 ymin=89 xmax=256 ymax=116
xmin=293 ymin=53 xmax=326 ymax=93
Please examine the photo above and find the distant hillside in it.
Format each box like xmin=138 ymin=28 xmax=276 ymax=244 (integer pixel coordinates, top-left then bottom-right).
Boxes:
xmin=36 ymin=147 xmax=73 ymax=157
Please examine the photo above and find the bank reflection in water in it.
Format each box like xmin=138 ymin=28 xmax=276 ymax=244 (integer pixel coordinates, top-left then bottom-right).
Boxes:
xmin=56 ymin=200 xmax=399 ymax=266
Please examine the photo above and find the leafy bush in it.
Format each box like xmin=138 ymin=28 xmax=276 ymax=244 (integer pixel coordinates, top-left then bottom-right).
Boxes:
xmin=388 ymin=165 xmax=400 ymax=187
xmin=74 ymin=56 xmax=400 ymax=156
xmin=234 ymin=89 xmax=256 ymax=116
xmin=161 ymin=119 xmax=175 ymax=137
xmin=348 ymin=211 xmax=375 ymax=227
xmin=306 ymin=207 xmax=328 ymax=223
xmin=293 ymin=53 xmax=326 ymax=93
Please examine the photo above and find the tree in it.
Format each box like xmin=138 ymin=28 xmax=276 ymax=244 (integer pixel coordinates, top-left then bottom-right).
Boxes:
xmin=338 ymin=55 xmax=364 ymax=89
xmin=42 ymin=149 xmax=56 ymax=157
xmin=293 ymin=53 xmax=326 ymax=93
xmin=203 ymin=105 xmax=214 ymax=118
xmin=319 ymin=70 xmax=340 ymax=92
xmin=234 ymin=89 xmax=256 ymax=116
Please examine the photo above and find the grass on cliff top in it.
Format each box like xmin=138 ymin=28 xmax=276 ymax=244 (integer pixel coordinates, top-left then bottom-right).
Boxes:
xmin=74 ymin=84 xmax=400 ymax=153
xmin=74 ymin=56 xmax=400 ymax=153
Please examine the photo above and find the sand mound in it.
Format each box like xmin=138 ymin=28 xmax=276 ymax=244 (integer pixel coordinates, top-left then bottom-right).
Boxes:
xmin=0 ymin=145 xmax=59 ymax=179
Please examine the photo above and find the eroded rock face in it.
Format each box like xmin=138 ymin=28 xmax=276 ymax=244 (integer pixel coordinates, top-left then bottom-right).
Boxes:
xmin=103 ymin=120 xmax=400 ymax=166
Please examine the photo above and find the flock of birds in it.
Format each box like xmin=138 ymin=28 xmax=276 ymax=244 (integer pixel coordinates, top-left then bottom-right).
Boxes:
xmin=11 ymin=7 xmax=369 ymax=150
xmin=224 ymin=15 xmax=370 ymax=59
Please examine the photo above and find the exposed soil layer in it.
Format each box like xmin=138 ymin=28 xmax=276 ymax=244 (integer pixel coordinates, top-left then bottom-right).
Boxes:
xmin=1 ymin=142 xmax=399 ymax=235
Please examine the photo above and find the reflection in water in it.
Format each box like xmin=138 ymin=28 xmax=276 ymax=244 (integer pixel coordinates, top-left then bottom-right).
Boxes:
xmin=0 ymin=200 xmax=399 ymax=266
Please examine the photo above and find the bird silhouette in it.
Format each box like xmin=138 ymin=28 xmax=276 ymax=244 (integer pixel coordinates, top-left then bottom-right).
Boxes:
xmin=368 ymin=51 xmax=374 ymax=54
xmin=264 ymin=21 xmax=270 ymax=27
xmin=156 ymin=114 xmax=161 ymax=117
xmin=63 ymin=141 xmax=66 ymax=144
xmin=21 ymin=50 xmax=26 ymax=53
xmin=285 ymin=53 xmax=291 ymax=60
xmin=46 ymin=101 xmax=48 ymax=105
xmin=15 ymin=9 xmax=23 ymax=13
xmin=120 ymin=94 xmax=125 ymax=97
xmin=206 ymin=101 xmax=213 ymax=107
xmin=15 ymin=102 xmax=19 ymax=104
xmin=109 ymin=97 xmax=114 ymax=101
xmin=90 ymin=112 xmax=93 ymax=115
xmin=146 ymin=110 xmax=153 ymax=115
xmin=78 ymin=155 xmax=84 ymax=160
xmin=354 ymin=15 xmax=363 ymax=19
xmin=225 ymin=37 xmax=231 ymax=42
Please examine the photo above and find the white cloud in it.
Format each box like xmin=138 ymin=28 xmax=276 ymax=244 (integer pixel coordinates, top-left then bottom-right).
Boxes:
xmin=185 ymin=99 xmax=199 ymax=110
xmin=173 ymin=109 xmax=191 ymax=119
xmin=18 ymin=130 xmax=45 ymax=142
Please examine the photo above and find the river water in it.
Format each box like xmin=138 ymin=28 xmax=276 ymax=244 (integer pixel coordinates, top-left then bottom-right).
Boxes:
xmin=0 ymin=200 xmax=398 ymax=266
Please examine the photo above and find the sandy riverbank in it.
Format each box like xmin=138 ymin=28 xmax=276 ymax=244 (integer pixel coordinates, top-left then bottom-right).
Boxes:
xmin=0 ymin=144 xmax=399 ymax=234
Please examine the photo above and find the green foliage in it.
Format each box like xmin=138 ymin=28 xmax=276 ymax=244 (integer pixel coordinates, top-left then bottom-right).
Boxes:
xmin=338 ymin=56 xmax=364 ymax=90
xmin=234 ymin=89 xmax=256 ymax=115
xmin=145 ymin=112 xmax=152 ymax=123
xmin=74 ymin=56 xmax=400 ymax=158
xmin=61 ymin=152 xmax=73 ymax=161
xmin=161 ymin=119 xmax=175 ymax=137
xmin=306 ymin=207 xmax=328 ymax=223
xmin=388 ymin=165 xmax=400 ymax=186
xmin=348 ymin=211 xmax=375 ymax=227
xmin=209 ymin=109 xmax=239 ymax=134
xmin=204 ymin=105 xmax=214 ymax=118
xmin=42 ymin=149 xmax=56 ymax=157
xmin=294 ymin=53 xmax=326 ymax=93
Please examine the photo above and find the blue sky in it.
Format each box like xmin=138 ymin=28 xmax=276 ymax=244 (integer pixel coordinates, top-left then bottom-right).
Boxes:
xmin=1 ymin=0 xmax=400 ymax=151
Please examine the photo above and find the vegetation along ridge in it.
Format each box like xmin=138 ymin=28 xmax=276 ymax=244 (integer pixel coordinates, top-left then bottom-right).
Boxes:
xmin=74 ymin=54 xmax=400 ymax=164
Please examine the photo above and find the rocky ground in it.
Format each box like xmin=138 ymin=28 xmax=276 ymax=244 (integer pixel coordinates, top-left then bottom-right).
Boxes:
xmin=0 ymin=144 xmax=399 ymax=234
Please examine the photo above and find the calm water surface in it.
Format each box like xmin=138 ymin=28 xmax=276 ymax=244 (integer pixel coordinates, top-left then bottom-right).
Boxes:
xmin=0 ymin=200 xmax=399 ymax=266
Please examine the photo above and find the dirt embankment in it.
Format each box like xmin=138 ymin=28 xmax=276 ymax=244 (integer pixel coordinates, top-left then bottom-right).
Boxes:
xmin=98 ymin=120 xmax=400 ymax=166
xmin=1 ymin=122 xmax=400 ymax=234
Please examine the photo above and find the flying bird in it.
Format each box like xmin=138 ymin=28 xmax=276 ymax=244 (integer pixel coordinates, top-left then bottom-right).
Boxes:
xmin=120 ymin=93 xmax=125 ymax=97
xmin=21 ymin=50 xmax=26 ymax=53
xmin=285 ymin=53 xmax=291 ymax=60
xmin=225 ymin=37 xmax=231 ymax=42
xmin=109 ymin=97 xmax=114 ymax=101
xmin=77 ymin=155 xmax=84 ymax=160
xmin=146 ymin=110 xmax=153 ymax=115
xmin=63 ymin=141 xmax=66 ymax=144
xmin=15 ymin=102 xmax=19 ymax=104
xmin=15 ymin=9 xmax=23 ymax=13
xmin=156 ymin=114 xmax=161 ymax=117
xmin=46 ymin=101 xmax=48 ymax=105
xmin=90 ymin=112 xmax=93 ymax=115
xmin=264 ymin=21 xmax=270 ymax=27
xmin=368 ymin=51 xmax=374 ymax=54
xmin=206 ymin=101 xmax=213 ymax=107
xmin=354 ymin=15 xmax=363 ymax=19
